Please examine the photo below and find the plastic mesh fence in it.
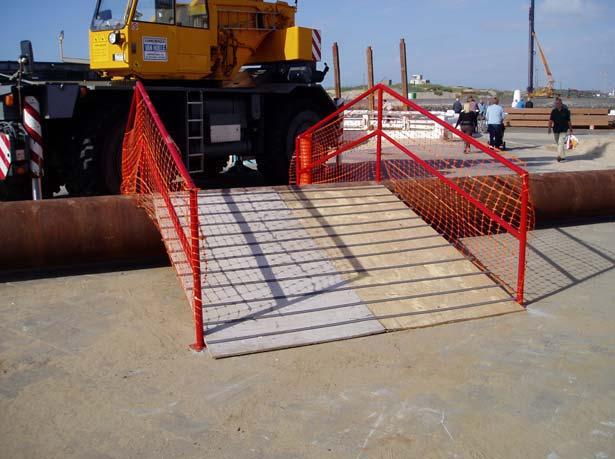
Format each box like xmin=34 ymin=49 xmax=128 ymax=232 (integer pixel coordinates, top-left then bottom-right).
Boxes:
xmin=121 ymin=81 xmax=205 ymax=350
xmin=291 ymin=84 xmax=534 ymax=304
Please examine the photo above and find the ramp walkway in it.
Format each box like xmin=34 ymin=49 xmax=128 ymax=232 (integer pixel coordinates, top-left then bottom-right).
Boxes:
xmin=121 ymin=81 xmax=531 ymax=357
xmin=155 ymin=184 xmax=520 ymax=358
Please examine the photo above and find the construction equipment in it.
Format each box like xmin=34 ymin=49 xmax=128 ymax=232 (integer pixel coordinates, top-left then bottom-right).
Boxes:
xmin=530 ymin=31 xmax=555 ymax=98
xmin=0 ymin=0 xmax=332 ymax=200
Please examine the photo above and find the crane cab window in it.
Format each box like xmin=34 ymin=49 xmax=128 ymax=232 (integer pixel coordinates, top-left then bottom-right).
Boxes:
xmin=92 ymin=0 xmax=132 ymax=30
xmin=135 ymin=0 xmax=175 ymax=24
xmin=176 ymin=0 xmax=209 ymax=29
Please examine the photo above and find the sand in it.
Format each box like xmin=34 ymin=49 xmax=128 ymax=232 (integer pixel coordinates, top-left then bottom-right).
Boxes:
xmin=1 ymin=221 xmax=614 ymax=458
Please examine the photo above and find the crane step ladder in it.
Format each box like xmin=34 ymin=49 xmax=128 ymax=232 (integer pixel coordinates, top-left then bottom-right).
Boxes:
xmin=186 ymin=90 xmax=206 ymax=174
xmin=154 ymin=184 xmax=522 ymax=358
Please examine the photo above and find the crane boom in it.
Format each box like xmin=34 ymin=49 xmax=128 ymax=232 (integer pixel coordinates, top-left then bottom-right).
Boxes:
xmin=533 ymin=32 xmax=555 ymax=91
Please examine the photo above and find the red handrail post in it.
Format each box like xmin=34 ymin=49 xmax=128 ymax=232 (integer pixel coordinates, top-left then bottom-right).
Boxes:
xmin=375 ymin=87 xmax=383 ymax=182
xmin=298 ymin=133 xmax=313 ymax=185
xmin=516 ymin=174 xmax=530 ymax=306
xmin=189 ymin=187 xmax=205 ymax=351
xmin=295 ymin=136 xmax=301 ymax=185
xmin=336 ymin=114 xmax=342 ymax=170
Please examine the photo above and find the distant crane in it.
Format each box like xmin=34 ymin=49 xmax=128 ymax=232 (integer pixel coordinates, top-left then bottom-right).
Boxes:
xmin=532 ymin=32 xmax=556 ymax=98
xmin=527 ymin=0 xmax=556 ymax=98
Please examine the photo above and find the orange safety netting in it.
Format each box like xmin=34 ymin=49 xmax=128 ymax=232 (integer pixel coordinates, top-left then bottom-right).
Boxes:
xmin=121 ymin=81 xmax=205 ymax=351
xmin=291 ymin=84 xmax=534 ymax=304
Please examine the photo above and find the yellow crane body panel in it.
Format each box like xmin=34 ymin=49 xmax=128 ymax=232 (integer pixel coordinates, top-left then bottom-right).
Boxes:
xmin=89 ymin=0 xmax=317 ymax=81
xmin=248 ymin=26 xmax=316 ymax=64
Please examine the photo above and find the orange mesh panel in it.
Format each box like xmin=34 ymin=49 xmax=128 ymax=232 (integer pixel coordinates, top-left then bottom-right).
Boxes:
xmin=121 ymin=81 xmax=205 ymax=350
xmin=291 ymin=84 xmax=534 ymax=304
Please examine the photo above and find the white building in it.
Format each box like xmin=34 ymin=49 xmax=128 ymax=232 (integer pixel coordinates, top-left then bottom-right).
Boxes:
xmin=410 ymin=74 xmax=430 ymax=85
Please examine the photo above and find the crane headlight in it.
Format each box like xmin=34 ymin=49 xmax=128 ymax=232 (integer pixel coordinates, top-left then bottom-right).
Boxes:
xmin=108 ymin=31 xmax=122 ymax=45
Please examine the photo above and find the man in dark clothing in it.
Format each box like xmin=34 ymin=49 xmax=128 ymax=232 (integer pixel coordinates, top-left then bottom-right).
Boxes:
xmin=548 ymin=97 xmax=573 ymax=162
xmin=525 ymin=98 xmax=534 ymax=108
xmin=453 ymin=97 xmax=462 ymax=114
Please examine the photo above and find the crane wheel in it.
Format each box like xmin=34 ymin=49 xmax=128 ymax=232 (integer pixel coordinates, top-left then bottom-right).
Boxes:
xmin=102 ymin=117 xmax=127 ymax=194
xmin=65 ymin=136 xmax=103 ymax=196
xmin=259 ymin=103 xmax=321 ymax=185
xmin=202 ymin=157 xmax=229 ymax=178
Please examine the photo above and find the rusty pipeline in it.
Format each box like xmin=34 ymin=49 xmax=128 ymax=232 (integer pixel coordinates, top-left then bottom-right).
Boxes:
xmin=0 ymin=195 xmax=166 ymax=274
xmin=530 ymin=170 xmax=615 ymax=222
xmin=385 ymin=169 xmax=615 ymax=237
xmin=0 ymin=170 xmax=613 ymax=274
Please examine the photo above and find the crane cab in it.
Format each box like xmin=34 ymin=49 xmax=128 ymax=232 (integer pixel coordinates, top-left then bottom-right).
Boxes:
xmin=89 ymin=0 xmax=317 ymax=81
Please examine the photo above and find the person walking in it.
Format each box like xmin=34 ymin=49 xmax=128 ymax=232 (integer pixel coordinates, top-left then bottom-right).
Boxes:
xmin=469 ymin=96 xmax=479 ymax=113
xmin=548 ymin=97 xmax=573 ymax=162
xmin=455 ymin=103 xmax=478 ymax=153
xmin=467 ymin=97 xmax=479 ymax=133
xmin=453 ymin=97 xmax=462 ymax=114
xmin=477 ymin=98 xmax=487 ymax=133
xmin=478 ymin=99 xmax=487 ymax=116
xmin=485 ymin=97 xmax=506 ymax=149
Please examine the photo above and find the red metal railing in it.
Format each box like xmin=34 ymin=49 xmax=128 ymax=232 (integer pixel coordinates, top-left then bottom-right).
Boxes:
xmin=293 ymin=83 xmax=533 ymax=305
xmin=121 ymin=81 xmax=205 ymax=350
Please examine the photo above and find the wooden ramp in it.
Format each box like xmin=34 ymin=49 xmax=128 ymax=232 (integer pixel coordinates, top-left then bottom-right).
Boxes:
xmin=156 ymin=184 xmax=522 ymax=358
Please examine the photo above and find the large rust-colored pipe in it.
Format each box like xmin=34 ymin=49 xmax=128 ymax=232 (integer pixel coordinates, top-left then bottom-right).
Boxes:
xmin=0 ymin=196 xmax=166 ymax=274
xmin=0 ymin=171 xmax=613 ymax=274
xmin=384 ymin=169 xmax=615 ymax=225
xmin=530 ymin=170 xmax=615 ymax=221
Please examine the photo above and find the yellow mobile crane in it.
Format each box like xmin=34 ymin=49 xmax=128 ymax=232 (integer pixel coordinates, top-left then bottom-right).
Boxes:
xmin=531 ymin=32 xmax=556 ymax=98
xmin=0 ymin=0 xmax=332 ymax=199
xmin=90 ymin=0 xmax=318 ymax=81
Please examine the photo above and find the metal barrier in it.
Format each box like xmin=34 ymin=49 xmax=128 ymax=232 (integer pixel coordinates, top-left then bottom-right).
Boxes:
xmin=121 ymin=81 xmax=205 ymax=351
xmin=292 ymin=84 xmax=534 ymax=305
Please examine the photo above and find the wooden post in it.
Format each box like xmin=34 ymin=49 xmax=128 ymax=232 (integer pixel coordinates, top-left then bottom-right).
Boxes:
xmin=400 ymin=38 xmax=409 ymax=110
xmin=333 ymin=42 xmax=341 ymax=100
xmin=376 ymin=88 xmax=383 ymax=182
xmin=366 ymin=46 xmax=375 ymax=112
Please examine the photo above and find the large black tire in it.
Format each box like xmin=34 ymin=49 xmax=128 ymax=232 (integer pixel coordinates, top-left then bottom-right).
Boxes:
xmin=102 ymin=118 xmax=127 ymax=194
xmin=65 ymin=136 xmax=102 ymax=196
xmin=259 ymin=102 xmax=322 ymax=185
xmin=203 ymin=157 xmax=229 ymax=178
xmin=0 ymin=178 xmax=31 ymax=201
xmin=64 ymin=113 xmax=126 ymax=197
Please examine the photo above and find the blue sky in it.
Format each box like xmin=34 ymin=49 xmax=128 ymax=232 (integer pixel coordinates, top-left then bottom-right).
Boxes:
xmin=1 ymin=0 xmax=613 ymax=91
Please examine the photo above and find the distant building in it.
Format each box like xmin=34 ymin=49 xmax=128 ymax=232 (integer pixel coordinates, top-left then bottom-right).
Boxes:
xmin=410 ymin=74 xmax=430 ymax=85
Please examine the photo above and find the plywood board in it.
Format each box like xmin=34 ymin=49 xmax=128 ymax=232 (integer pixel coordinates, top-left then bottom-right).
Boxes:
xmin=195 ymin=188 xmax=384 ymax=357
xmin=284 ymin=186 xmax=523 ymax=332
xmin=154 ymin=184 xmax=522 ymax=358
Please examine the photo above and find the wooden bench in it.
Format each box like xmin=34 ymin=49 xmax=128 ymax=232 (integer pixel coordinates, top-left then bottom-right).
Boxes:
xmin=505 ymin=107 xmax=611 ymax=129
